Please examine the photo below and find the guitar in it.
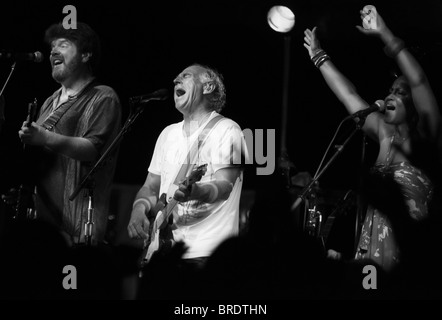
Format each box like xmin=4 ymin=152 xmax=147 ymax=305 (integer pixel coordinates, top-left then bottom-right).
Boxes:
xmin=139 ymin=163 xmax=207 ymax=273
xmin=15 ymin=99 xmax=38 ymax=220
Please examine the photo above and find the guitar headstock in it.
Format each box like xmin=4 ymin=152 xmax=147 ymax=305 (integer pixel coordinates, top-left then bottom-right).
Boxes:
xmin=25 ymin=98 xmax=38 ymax=127
xmin=185 ymin=164 xmax=207 ymax=186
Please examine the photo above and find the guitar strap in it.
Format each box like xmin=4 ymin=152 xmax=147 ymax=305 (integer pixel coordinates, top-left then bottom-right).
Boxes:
xmin=13 ymin=81 xmax=98 ymax=219
xmin=141 ymin=114 xmax=225 ymax=267
xmin=41 ymin=80 xmax=98 ymax=131
xmin=171 ymin=114 xmax=225 ymax=190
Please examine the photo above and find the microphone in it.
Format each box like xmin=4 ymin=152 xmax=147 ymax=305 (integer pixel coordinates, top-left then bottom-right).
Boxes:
xmin=0 ymin=50 xmax=44 ymax=63
xmin=130 ymin=88 xmax=169 ymax=104
xmin=347 ymin=100 xmax=385 ymax=120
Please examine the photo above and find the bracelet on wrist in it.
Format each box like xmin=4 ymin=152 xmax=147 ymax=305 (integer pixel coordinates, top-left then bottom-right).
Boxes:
xmin=311 ymin=50 xmax=330 ymax=68
xmin=311 ymin=49 xmax=325 ymax=61
xmin=132 ymin=198 xmax=152 ymax=212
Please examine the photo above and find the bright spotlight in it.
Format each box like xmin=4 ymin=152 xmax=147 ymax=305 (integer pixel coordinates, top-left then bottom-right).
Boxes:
xmin=267 ymin=5 xmax=295 ymax=33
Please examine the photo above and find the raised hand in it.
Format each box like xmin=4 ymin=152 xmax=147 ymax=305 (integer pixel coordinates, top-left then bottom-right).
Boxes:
xmin=356 ymin=5 xmax=389 ymax=37
xmin=303 ymin=27 xmax=322 ymax=58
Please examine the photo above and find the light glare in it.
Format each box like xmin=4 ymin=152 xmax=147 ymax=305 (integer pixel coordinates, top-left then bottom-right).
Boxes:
xmin=267 ymin=6 xmax=295 ymax=33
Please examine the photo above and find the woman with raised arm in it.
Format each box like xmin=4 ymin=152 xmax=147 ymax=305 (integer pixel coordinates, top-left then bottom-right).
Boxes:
xmin=303 ymin=6 xmax=440 ymax=272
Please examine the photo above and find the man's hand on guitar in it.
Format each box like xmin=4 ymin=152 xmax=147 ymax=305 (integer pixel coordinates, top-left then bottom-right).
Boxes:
xmin=174 ymin=178 xmax=235 ymax=204
xmin=19 ymin=121 xmax=48 ymax=146
xmin=127 ymin=204 xmax=150 ymax=240
xmin=173 ymin=183 xmax=194 ymax=202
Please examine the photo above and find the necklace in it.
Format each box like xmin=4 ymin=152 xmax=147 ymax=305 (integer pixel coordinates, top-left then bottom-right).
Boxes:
xmin=393 ymin=133 xmax=408 ymax=144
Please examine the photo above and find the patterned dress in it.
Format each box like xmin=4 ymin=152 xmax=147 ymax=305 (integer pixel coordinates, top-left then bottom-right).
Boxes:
xmin=355 ymin=161 xmax=433 ymax=272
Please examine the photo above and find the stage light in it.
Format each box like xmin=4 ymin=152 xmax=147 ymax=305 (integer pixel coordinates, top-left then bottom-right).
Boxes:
xmin=267 ymin=5 xmax=295 ymax=33
xmin=266 ymin=5 xmax=297 ymax=188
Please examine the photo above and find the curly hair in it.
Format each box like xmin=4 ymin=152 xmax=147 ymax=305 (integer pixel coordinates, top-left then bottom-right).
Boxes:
xmin=193 ymin=64 xmax=226 ymax=113
xmin=395 ymin=75 xmax=419 ymax=131
xmin=44 ymin=22 xmax=101 ymax=74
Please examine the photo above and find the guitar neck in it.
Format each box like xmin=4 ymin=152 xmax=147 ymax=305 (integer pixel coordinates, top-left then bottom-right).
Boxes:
xmin=154 ymin=198 xmax=178 ymax=230
xmin=152 ymin=163 xmax=207 ymax=230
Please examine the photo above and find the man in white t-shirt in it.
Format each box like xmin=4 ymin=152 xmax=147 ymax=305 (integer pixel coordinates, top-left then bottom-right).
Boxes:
xmin=127 ymin=64 xmax=247 ymax=275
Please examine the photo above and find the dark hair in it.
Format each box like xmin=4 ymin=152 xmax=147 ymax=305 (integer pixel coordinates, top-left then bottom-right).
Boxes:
xmin=193 ymin=63 xmax=226 ymax=113
xmin=44 ymin=22 xmax=101 ymax=74
xmin=396 ymin=76 xmax=419 ymax=131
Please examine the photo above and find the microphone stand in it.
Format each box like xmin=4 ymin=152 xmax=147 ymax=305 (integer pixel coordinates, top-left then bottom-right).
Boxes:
xmin=354 ymin=133 xmax=368 ymax=255
xmin=69 ymin=98 xmax=153 ymax=246
xmin=291 ymin=117 xmax=366 ymax=213
xmin=0 ymin=61 xmax=17 ymax=97
xmin=0 ymin=62 xmax=17 ymax=123
xmin=278 ymin=34 xmax=296 ymax=188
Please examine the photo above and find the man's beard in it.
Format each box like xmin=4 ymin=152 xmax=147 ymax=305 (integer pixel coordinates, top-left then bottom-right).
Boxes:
xmin=52 ymin=56 xmax=82 ymax=83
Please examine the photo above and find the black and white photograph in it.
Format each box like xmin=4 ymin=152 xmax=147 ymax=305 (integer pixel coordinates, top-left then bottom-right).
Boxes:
xmin=0 ymin=0 xmax=441 ymax=308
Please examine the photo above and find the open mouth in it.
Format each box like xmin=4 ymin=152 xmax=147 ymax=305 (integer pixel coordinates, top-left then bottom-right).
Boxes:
xmin=175 ymin=88 xmax=186 ymax=97
xmin=385 ymin=102 xmax=395 ymax=111
xmin=51 ymin=58 xmax=63 ymax=67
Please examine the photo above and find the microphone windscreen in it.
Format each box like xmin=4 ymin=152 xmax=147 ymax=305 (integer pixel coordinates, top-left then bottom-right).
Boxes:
xmin=34 ymin=51 xmax=44 ymax=63
xmin=375 ymin=99 xmax=385 ymax=112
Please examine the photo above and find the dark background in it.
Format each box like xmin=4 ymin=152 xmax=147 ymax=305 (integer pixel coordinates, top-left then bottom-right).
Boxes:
xmin=1 ymin=0 xmax=442 ymax=232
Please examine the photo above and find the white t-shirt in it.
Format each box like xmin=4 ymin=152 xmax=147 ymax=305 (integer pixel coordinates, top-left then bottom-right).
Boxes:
xmin=148 ymin=111 xmax=247 ymax=259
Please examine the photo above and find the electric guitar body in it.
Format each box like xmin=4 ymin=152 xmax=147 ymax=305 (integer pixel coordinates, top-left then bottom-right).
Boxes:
xmin=139 ymin=164 xmax=207 ymax=275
